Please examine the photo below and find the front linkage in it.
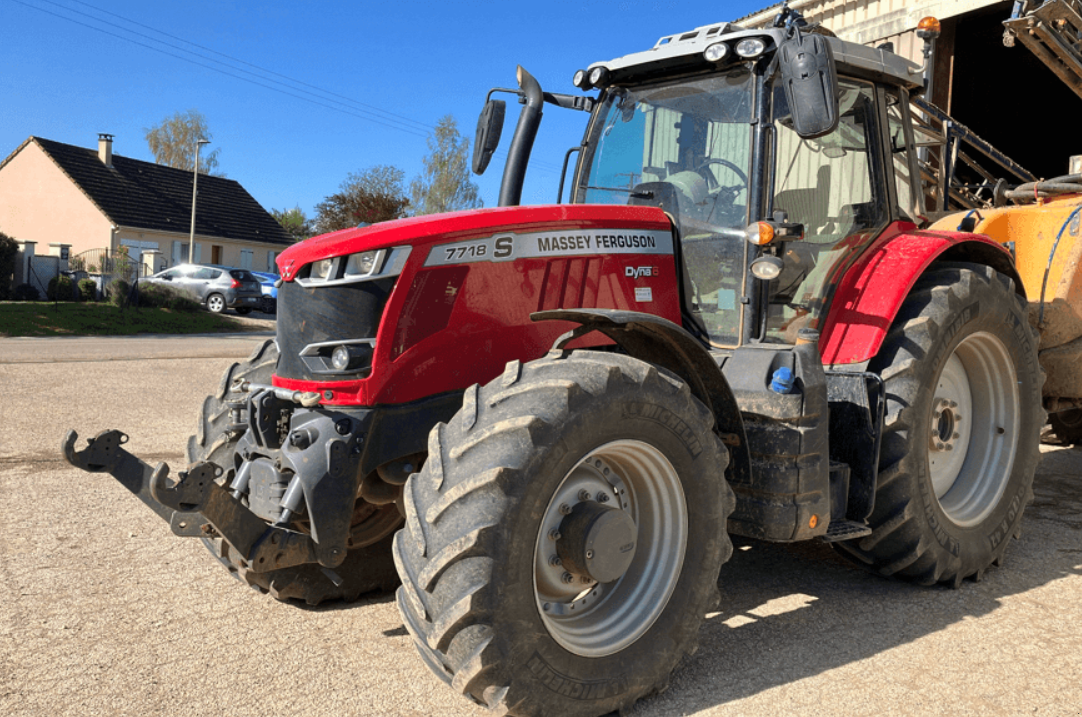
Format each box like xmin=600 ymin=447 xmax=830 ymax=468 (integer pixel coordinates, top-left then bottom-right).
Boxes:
xmin=62 ymin=379 xmax=365 ymax=576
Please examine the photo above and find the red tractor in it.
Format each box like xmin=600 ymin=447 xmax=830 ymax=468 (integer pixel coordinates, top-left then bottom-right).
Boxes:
xmin=65 ymin=8 xmax=1043 ymax=717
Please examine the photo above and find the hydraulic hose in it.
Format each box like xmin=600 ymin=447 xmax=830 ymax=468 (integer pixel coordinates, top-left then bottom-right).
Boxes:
xmin=1006 ymin=173 xmax=1082 ymax=204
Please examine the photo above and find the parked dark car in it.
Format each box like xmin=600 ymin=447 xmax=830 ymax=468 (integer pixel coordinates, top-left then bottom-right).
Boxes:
xmin=251 ymin=271 xmax=279 ymax=314
xmin=145 ymin=264 xmax=262 ymax=314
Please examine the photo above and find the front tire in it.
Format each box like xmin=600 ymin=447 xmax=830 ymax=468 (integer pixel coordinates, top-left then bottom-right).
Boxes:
xmin=188 ymin=339 xmax=400 ymax=604
xmin=835 ymin=263 xmax=1042 ymax=586
xmin=394 ymin=351 xmax=734 ymax=717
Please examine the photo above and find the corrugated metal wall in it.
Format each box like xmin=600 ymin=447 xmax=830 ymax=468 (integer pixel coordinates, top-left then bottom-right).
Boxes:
xmin=741 ymin=0 xmax=1003 ymax=63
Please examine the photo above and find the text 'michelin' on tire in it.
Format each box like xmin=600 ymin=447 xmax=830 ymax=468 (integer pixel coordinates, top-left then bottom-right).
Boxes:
xmin=835 ymin=263 xmax=1043 ymax=586
xmin=394 ymin=351 xmax=734 ymax=717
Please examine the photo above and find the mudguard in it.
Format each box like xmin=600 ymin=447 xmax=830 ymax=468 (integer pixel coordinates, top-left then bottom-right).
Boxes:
xmin=532 ymin=308 xmax=752 ymax=487
xmin=819 ymin=228 xmax=1021 ymax=366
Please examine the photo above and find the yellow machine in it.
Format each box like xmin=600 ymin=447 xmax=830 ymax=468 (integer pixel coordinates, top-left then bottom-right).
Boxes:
xmin=930 ymin=178 xmax=1082 ymax=443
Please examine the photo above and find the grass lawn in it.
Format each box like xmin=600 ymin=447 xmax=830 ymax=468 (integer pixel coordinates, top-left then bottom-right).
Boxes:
xmin=0 ymin=301 xmax=258 ymax=337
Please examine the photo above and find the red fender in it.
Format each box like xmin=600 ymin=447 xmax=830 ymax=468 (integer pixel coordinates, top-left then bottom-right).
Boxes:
xmin=819 ymin=222 xmax=1016 ymax=366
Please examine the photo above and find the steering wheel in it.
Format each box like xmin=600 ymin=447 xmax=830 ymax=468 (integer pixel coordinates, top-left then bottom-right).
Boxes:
xmin=696 ymin=158 xmax=748 ymax=193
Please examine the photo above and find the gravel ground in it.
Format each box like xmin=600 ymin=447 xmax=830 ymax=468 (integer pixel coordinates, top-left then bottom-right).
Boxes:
xmin=1 ymin=336 xmax=1080 ymax=717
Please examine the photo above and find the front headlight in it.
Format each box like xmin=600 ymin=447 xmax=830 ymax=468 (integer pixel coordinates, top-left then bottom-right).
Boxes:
xmin=331 ymin=345 xmax=351 ymax=371
xmin=735 ymin=38 xmax=767 ymax=58
xmin=344 ymin=250 xmax=383 ymax=277
xmin=313 ymin=258 xmax=335 ymax=280
xmin=704 ymin=42 xmax=730 ymax=62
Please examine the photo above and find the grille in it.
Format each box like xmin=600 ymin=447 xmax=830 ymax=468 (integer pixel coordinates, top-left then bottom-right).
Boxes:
xmin=276 ymin=277 xmax=395 ymax=382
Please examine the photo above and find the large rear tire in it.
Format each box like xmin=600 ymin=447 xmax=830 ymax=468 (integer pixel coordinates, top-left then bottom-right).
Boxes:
xmin=835 ymin=263 xmax=1042 ymax=586
xmin=394 ymin=351 xmax=734 ymax=717
xmin=188 ymin=339 xmax=400 ymax=604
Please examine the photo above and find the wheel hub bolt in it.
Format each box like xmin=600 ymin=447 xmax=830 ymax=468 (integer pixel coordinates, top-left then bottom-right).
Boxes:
xmin=597 ymin=492 xmax=610 ymax=503
xmin=585 ymin=549 xmax=594 ymax=559
xmin=549 ymin=554 xmax=562 ymax=567
xmin=549 ymin=529 xmax=561 ymax=541
xmin=559 ymin=503 xmax=572 ymax=515
xmin=561 ymin=572 xmax=575 ymax=584
xmin=578 ymin=489 xmax=592 ymax=502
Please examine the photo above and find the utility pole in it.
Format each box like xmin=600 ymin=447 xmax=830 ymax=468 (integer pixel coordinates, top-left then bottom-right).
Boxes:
xmin=188 ymin=139 xmax=211 ymax=264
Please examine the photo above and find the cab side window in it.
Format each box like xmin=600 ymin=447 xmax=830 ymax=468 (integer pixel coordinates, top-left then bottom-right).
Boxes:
xmin=767 ymin=78 xmax=886 ymax=342
xmin=885 ymin=90 xmax=921 ymax=222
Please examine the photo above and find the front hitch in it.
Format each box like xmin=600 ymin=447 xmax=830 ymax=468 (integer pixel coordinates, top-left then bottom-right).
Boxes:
xmin=62 ymin=429 xmax=331 ymax=571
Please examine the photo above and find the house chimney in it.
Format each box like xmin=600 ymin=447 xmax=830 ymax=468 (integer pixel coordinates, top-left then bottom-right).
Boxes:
xmin=98 ymin=133 xmax=113 ymax=167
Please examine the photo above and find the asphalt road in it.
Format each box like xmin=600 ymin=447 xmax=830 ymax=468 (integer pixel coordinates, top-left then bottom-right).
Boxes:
xmin=1 ymin=335 xmax=1080 ymax=717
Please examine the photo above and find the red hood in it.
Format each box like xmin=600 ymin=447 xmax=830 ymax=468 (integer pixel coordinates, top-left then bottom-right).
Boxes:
xmin=276 ymin=204 xmax=671 ymax=281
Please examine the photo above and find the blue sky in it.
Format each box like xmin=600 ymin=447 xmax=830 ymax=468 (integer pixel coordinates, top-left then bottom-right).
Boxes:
xmin=1 ymin=0 xmax=768 ymax=219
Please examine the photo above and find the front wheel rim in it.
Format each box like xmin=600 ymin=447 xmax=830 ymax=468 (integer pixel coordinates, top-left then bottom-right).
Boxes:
xmin=927 ymin=331 xmax=1020 ymax=527
xmin=533 ymin=439 xmax=687 ymax=657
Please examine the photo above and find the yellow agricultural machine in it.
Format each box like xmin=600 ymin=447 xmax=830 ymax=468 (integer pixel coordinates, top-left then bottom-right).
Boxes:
xmin=930 ymin=177 xmax=1082 ymax=443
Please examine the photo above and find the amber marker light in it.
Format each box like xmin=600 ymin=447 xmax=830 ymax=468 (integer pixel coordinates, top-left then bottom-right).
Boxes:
xmin=809 ymin=514 xmax=819 ymax=529
xmin=746 ymin=221 xmax=776 ymax=246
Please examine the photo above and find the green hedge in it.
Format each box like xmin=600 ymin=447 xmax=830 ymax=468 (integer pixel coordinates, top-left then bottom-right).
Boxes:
xmin=78 ymin=278 xmax=98 ymax=301
xmin=46 ymin=275 xmax=78 ymax=301
xmin=138 ymin=282 xmax=200 ymax=312
xmin=13 ymin=283 xmax=40 ymax=301
xmin=106 ymin=278 xmax=130 ymax=307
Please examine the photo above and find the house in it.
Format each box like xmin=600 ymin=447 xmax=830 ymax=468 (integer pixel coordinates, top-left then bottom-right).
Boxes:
xmin=0 ymin=134 xmax=292 ymax=283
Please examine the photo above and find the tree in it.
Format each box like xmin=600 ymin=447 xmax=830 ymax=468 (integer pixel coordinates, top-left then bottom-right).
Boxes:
xmin=409 ymin=115 xmax=482 ymax=216
xmin=314 ymin=165 xmax=410 ymax=233
xmin=144 ymin=109 xmax=222 ymax=175
xmin=0 ymin=231 xmax=18 ymax=300
xmin=271 ymin=206 xmax=315 ymax=243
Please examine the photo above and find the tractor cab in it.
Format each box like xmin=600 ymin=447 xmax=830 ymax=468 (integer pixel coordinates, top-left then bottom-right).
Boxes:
xmin=481 ymin=11 xmax=927 ymax=350
xmin=572 ymin=21 xmax=927 ymax=349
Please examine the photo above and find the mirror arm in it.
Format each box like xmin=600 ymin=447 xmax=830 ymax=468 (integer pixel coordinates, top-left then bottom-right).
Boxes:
xmin=486 ymin=87 xmax=523 ymax=102
xmin=542 ymin=92 xmax=595 ymax=112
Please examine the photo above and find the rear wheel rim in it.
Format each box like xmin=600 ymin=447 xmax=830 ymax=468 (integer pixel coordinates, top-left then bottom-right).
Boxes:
xmin=208 ymin=295 xmax=224 ymax=312
xmin=927 ymin=331 xmax=1020 ymax=527
xmin=533 ymin=439 xmax=687 ymax=657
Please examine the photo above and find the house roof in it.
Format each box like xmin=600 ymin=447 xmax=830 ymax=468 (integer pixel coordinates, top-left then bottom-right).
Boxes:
xmin=2 ymin=136 xmax=291 ymax=246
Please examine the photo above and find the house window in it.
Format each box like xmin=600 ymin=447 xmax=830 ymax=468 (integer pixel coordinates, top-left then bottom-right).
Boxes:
xmin=267 ymin=251 xmax=278 ymax=272
xmin=240 ymin=249 xmax=253 ymax=269
xmin=211 ymin=245 xmax=223 ymax=265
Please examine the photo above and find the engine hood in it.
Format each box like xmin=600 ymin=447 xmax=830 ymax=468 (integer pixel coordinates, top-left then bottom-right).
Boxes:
xmin=276 ymin=204 xmax=672 ymax=281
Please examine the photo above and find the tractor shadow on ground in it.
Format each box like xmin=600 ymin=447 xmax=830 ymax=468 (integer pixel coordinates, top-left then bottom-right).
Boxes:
xmin=630 ymin=445 xmax=1082 ymax=715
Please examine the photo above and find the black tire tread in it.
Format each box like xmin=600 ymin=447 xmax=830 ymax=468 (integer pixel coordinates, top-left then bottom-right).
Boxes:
xmin=395 ymin=351 xmax=733 ymax=716
xmin=834 ymin=263 xmax=1043 ymax=586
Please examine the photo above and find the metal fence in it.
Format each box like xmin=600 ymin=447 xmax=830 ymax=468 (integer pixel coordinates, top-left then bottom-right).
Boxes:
xmin=69 ymin=248 xmax=148 ymax=284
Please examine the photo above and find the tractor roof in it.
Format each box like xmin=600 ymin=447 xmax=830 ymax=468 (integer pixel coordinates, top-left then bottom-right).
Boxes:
xmin=587 ymin=20 xmax=922 ymax=91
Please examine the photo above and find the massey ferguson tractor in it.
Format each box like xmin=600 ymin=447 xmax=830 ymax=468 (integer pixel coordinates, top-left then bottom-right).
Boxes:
xmin=64 ymin=7 xmax=1056 ymax=717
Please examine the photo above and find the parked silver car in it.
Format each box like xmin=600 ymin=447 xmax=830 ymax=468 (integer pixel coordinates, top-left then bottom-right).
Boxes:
xmin=145 ymin=264 xmax=263 ymax=314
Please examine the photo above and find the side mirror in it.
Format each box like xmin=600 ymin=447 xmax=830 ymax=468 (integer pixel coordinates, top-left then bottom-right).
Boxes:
xmin=472 ymin=99 xmax=506 ymax=175
xmin=777 ymin=32 xmax=839 ymax=139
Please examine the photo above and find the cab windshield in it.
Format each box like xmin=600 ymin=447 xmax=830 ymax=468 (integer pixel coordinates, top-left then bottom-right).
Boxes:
xmin=574 ymin=67 xmax=755 ymax=346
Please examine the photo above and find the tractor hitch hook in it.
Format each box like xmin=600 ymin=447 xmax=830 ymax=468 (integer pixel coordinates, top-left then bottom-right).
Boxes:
xmin=61 ymin=428 xmax=324 ymax=572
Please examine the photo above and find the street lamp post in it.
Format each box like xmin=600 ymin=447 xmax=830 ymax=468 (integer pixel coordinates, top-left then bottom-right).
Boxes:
xmin=188 ymin=139 xmax=211 ymax=264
